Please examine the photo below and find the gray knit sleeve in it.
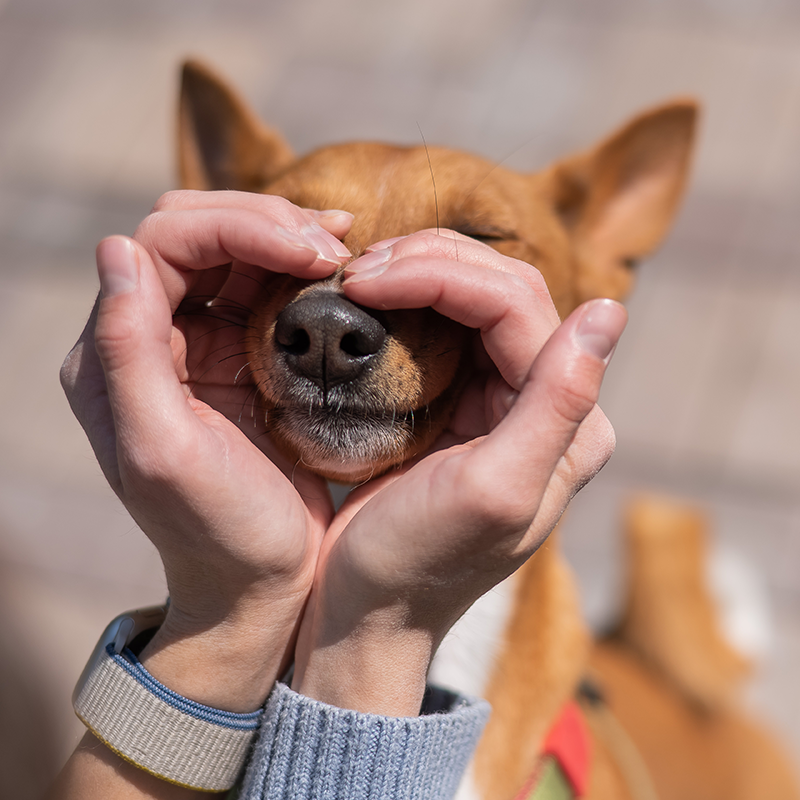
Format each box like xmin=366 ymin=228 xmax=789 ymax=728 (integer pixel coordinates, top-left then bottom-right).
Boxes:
xmin=238 ymin=682 xmax=490 ymax=800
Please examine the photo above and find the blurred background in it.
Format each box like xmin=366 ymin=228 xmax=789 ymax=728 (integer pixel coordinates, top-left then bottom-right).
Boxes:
xmin=1 ymin=0 xmax=800 ymax=787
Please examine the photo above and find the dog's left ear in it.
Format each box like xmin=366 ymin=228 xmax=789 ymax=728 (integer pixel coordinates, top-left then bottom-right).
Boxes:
xmin=178 ymin=59 xmax=295 ymax=191
xmin=544 ymin=100 xmax=699 ymax=301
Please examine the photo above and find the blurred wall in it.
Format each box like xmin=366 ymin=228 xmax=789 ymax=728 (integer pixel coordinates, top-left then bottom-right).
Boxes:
xmin=0 ymin=0 xmax=799 ymax=776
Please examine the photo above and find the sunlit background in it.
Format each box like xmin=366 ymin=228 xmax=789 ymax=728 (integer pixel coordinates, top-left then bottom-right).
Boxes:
xmin=1 ymin=0 xmax=800 ymax=790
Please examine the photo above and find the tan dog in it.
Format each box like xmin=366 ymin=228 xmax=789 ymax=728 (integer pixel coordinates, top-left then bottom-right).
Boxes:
xmin=177 ymin=61 xmax=799 ymax=800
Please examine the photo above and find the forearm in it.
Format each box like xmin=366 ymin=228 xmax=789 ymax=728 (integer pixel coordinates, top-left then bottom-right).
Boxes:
xmin=47 ymin=731 xmax=213 ymax=800
xmin=138 ymin=602 xmax=298 ymax=712
xmin=48 ymin=603 xmax=294 ymax=800
xmin=292 ymin=605 xmax=435 ymax=717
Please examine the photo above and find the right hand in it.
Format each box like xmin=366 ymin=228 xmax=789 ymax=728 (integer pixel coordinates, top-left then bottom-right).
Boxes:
xmin=290 ymin=231 xmax=625 ymax=716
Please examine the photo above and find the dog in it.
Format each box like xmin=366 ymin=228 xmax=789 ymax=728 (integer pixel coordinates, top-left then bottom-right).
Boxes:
xmin=177 ymin=60 xmax=799 ymax=800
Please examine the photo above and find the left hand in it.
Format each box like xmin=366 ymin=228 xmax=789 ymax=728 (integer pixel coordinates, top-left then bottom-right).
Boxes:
xmin=290 ymin=231 xmax=626 ymax=715
xmin=60 ymin=192 xmax=355 ymax=710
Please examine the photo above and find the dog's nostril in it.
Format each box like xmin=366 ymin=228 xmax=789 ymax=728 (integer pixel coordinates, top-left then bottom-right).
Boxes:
xmin=340 ymin=323 xmax=384 ymax=358
xmin=276 ymin=326 xmax=310 ymax=356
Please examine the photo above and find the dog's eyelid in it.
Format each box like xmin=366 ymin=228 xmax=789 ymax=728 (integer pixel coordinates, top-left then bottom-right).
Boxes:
xmin=456 ymin=225 xmax=516 ymax=243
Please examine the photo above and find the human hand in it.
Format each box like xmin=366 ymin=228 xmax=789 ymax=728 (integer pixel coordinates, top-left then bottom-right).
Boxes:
xmin=290 ymin=231 xmax=626 ymax=715
xmin=60 ymin=191 xmax=353 ymax=710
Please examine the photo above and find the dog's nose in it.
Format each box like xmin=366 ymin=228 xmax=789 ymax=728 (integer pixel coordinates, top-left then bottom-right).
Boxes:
xmin=274 ymin=292 xmax=387 ymax=390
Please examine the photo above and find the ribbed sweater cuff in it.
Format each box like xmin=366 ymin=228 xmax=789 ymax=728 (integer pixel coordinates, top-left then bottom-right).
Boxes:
xmin=239 ymin=682 xmax=490 ymax=800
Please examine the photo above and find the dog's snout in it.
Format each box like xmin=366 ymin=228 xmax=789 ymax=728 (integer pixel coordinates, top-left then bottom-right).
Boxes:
xmin=274 ymin=292 xmax=387 ymax=390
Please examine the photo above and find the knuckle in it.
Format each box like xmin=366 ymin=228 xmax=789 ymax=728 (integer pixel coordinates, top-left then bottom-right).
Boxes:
xmin=149 ymin=190 xmax=194 ymax=214
xmin=514 ymin=264 xmax=552 ymax=310
xmin=559 ymin=410 xmax=617 ymax=494
xmin=59 ymin=348 xmax=79 ymax=395
xmin=132 ymin=211 xmax=160 ymax=245
xmin=504 ymin=271 xmax=537 ymax=300
xmin=119 ymin=437 xmax=185 ymax=490
xmin=523 ymin=264 xmax=547 ymax=292
xmin=546 ymin=354 xmax=605 ymax=426
xmin=257 ymin=194 xmax=298 ymax=224
xmin=267 ymin=194 xmax=294 ymax=214
xmin=588 ymin=409 xmax=617 ymax=468
xmin=551 ymin=381 xmax=598 ymax=426
xmin=455 ymin=459 xmax=530 ymax=530
xmin=403 ymin=230 xmax=449 ymax=254
xmin=93 ymin=315 xmax=134 ymax=362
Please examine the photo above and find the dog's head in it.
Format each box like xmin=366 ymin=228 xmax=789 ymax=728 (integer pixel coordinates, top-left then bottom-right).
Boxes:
xmin=178 ymin=60 xmax=697 ymax=482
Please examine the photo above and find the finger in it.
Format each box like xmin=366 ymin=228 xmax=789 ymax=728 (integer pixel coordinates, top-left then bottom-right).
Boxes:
xmin=343 ymin=253 xmax=560 ymax=389
xmin=60 ymin=297 xmax=122 ymax=488
xmin=360 ymin=229 xmax=533 ymax=279
xmin=304 ymin=208 xmax=354 ymax=240
xmin=148 ymin=190 xmax=352 ymax=261
xmin=135 ymin=206 xmax=350 ymax=310
xmin=150 ymin=190 xmax=353 ymax=240
xmin=92 ymin=236 xmax=200 ymax=475
xmin=466 ymin=299 xmax=626 ymax=530
xmin=149 ymin=189 xmax=353 ymax=255
xmin=364 ymin=229 xmax=477 ymax=254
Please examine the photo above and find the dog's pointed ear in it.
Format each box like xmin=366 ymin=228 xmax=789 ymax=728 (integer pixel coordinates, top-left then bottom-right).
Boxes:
xmin=544 ymin=100 xmax=698 ymax=301
xmin=178 ymin=59 xmax=295 ymax=191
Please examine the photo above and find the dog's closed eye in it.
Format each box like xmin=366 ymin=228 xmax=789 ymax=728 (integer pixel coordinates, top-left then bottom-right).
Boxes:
xmin=455 ymin=223 xmax=517 ymax=246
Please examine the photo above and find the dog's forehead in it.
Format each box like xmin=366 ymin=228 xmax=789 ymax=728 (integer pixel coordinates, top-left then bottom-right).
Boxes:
xmin=263 ymin=142 xmax=537 ymax=245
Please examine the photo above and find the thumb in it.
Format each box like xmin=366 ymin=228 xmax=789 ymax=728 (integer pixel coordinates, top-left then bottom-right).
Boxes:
xmin=94 ymin=236 xmax=195 ymax=473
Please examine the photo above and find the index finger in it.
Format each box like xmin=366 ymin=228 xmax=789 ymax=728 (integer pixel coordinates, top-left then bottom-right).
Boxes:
xmin=343 ymin=253 xmax=560 ymax=389
xmin=149 ymin=189 xmax=355 ymax=240
xmin=134 ymin=205 xmax=350 ymax=311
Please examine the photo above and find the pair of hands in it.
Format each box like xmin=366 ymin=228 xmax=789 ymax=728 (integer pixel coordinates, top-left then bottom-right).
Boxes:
xmin=61 ymin=190 xmax=625 ymax=720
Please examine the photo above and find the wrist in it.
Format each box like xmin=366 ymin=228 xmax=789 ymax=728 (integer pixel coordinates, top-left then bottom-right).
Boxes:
xmin=70 ymin=605 xmax=270 ymax=794
xmin=292 ymin=604 xmax=436 ymax=717
xmin=140 ymin=598 xmax=300 ymax=712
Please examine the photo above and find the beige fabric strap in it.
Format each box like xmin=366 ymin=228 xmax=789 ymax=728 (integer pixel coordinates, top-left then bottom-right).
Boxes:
xmin=74 ymin=645 xmax=261 ymax=792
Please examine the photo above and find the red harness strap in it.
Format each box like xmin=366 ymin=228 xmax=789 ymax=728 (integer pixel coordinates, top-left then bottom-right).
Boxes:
xmin=513 ymin=701 xmax=592 ymax=800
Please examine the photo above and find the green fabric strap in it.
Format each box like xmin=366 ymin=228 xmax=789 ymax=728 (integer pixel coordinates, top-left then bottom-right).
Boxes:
xmin=523 ymin=756 xmax=573 ymax=800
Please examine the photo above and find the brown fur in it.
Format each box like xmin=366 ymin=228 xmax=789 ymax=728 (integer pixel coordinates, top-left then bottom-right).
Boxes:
xmin=473 ymin=539 xmax=594 ymax=799
xmin=177 ymin=60 xmax=798 ymax=800
xmin=614 ymin=496 xmax=751 ymax=711
xmin=590 ymin=638 xmax=798 ymax=800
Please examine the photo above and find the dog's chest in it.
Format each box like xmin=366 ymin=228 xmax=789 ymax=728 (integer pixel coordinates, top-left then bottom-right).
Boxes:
xmin=429 ymin=573 xmax=518 ymax=698
xmin=428 ymin=574 xmax=518 ymax=800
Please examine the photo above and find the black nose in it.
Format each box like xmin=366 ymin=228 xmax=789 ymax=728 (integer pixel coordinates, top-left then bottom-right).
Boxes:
xmin=274 ymin=292 xmax=387 ymax=390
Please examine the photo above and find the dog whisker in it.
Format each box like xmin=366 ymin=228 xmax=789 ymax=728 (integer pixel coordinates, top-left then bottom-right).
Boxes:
xmin=233 ymin=361 xmax=253 ymax=385
xmin=179 ymin=292 xmax=255 ymax=312
xmin=417 ymin=122 xmax=439 ymax=236
xmin=186 ymin=353 xmax=248 ymax=389
xmin=221 ymin=269 xmax=277 ymax=294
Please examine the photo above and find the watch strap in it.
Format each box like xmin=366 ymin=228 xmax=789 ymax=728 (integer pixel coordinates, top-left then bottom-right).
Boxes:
xmin=74 ymin=643 xmax=262 ymax=792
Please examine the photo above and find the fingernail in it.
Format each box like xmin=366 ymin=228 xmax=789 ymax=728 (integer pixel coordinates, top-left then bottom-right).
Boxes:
xmin=343 ymin=248 xmax=392 ymax=281
xmin=313 ymin=209 xmax=355 ymax=226
xmin=97 ymin=237 xmax=139 ymax=296
xmin=575 ymin=299 xmax=626 ymax=361
xmin=303 ymin=223 xmax=352 ymax=261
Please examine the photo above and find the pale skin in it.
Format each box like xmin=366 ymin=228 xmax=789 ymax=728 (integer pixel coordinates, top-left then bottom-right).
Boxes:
xmin=50 ymin=191 xmax=626 ymax=799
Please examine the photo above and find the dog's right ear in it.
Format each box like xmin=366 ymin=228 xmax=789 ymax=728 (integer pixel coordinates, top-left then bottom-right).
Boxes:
xmin=543 ymin=100 xmax=698 ymax=303
xmin=178 ymin=60 xmax=295 ymax=191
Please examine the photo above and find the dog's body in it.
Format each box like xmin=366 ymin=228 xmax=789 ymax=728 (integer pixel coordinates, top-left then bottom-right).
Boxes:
xmin=177 ymin=61 xmax=799 ymax=800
